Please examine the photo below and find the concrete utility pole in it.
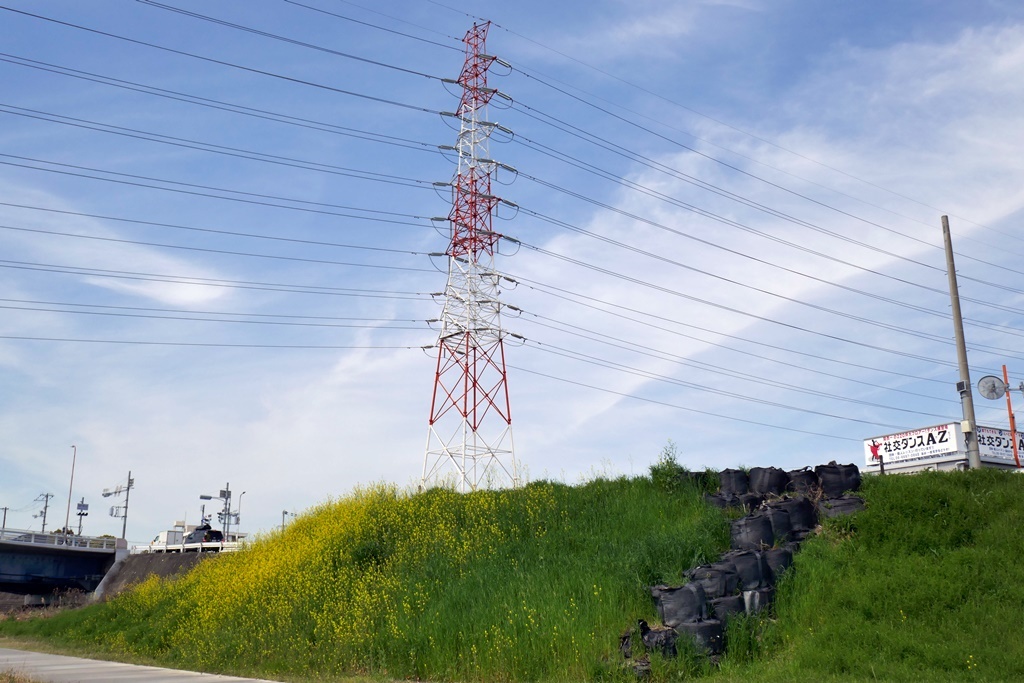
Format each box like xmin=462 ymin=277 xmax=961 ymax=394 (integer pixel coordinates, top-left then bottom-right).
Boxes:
xmin=943 ymin=215 xmax=981 ymax=469
xmin=34 ymin=493 xmax=53 ymax=533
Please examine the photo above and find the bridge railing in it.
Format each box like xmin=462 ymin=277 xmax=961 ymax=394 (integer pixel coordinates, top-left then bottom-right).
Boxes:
xmin=134 ymin=540 xmax=243 ymax=554
xmin=0 ymin=528 xmax=118 ymax=551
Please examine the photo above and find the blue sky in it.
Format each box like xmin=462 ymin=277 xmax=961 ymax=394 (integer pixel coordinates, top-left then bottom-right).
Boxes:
xmin=2 ymin=0 xmax=1023 ymax=542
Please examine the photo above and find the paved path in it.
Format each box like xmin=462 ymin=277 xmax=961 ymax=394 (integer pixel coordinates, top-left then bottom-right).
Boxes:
xmin=0 ymin=648 xmax=283 ymax=682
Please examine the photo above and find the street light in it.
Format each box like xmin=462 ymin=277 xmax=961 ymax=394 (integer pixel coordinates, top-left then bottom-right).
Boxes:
xmin=63 ymin=445 xmax=77 ymax=540
xmin=234 ymin=491 xmax=247 ymax=540
xmin=102 ymin=471 xmax=134 ymax=540
xmin=281 ymin=510 xmax=296 ymax=532
xmin=200 ymin=483 xmax=231 ymax=539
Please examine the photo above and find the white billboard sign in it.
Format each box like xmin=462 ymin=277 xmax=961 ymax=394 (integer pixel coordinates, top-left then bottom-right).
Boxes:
xmin=976 ymin=425 xmax=1024 ymax=466
xmin=863 ymin=422 xmax=965 ymax=470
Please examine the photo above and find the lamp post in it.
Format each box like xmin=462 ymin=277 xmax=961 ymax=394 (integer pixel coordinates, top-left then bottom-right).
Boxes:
xmin=200 ymin=483 xmax=231 ymax=538
xmin=102 ymin=471 xmax=134 ymax=540
xmin=281 ymin=510 xmax=296 ymax=532
xmin=63 ymin=445 xmax=77 ymax=539
xmin=234 ymin=491 xmax=246 ymax=540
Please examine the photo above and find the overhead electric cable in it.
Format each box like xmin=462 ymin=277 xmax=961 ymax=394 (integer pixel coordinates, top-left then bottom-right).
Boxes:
xmin=136 ymin=0 xmax=443 ymax=79
xmin=282 ymin=0 xmax=462 ymax=51
xmin=0 ymin=104 xmax=436 ymax=189
xmin=0 ymin=260 xmax=432 ymax=300
xmin=0 ymin=303 xmax=428 ymax=330
xmin=0 ymin=203 xmax=425 ymax=254
xmin=0 ymin=155 xmax=435 ymax=227
xmin=523 ymin=341 xmax=950 ymax=426
xmin=513 ymin=107 xmax=1024 ymax=281
xmin=507 ymin=243 xmax=965 ymax=355
xmin=0 ymin=335 xmax=425 ymax=349
xmin=0 ymin=298 xmax=429 ymax=322
xmin=513 ymin=305 xmax=962 ymax=402
xmin=0 ymin=224 xmax=434 ymax=273
xmin=471 ymin=13 xmax=1017 ymax=245
xmin=0 ymin=53 xmax=438 ymax=152
xmin=0 ymin=6 xmax=442 ymax=113
xmin=518 ymin=320 xmax=957 ymax=419
xmin=507 ymin=270 xmax=962 ymax=370
xmin=508 ymin=364 xmax=864 ymax=442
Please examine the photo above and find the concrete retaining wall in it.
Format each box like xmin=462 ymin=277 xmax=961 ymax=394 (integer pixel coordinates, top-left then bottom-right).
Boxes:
xmin=94 ymin=552 xmax=214 ymax=601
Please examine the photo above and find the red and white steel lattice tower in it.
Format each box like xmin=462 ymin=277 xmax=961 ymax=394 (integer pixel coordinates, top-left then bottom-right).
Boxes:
xmin=423 ymin=22 xmax=519 ymax=491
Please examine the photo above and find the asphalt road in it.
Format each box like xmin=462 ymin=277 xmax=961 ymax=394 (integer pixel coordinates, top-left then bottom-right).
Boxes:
xmin=0 ymin=648 xmax=283 ymax=682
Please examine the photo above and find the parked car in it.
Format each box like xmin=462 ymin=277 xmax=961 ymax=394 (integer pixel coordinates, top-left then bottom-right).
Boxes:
xmin=183 ymin=524 xmax=223 ymax=544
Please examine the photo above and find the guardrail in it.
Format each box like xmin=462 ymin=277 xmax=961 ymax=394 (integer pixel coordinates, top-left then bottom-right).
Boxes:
xmin=0 ymin=528 xmax=119 ymax=551
xmin=133 ymin=541 xmax=243 ymax=554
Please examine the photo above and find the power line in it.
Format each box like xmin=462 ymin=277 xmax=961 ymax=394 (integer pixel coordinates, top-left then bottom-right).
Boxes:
xmin=137 ymin=0 xmax=444 ymax=79
xmin=0 ymin=302 xmax=428 ymax=330
xmin=0 ymin=297 xmax=429 ymax=322
xmin=0 ymin=53 xmax=439 ymax=153
xmin=0 ymin=335 xmax=426 ymax=349
xmin=518 ymin=321 xmax=957 ymax=420
xmin=478 ymin=14 xmax=1024 ymax=250
xmin=0 ymin=5 xmax=442 ymax=113
xmin=0 ymin=259 xmax=433 ymax=300
xmin=0 ymin=202 xmax=427 ymax=255
xmin=0 ymin=104 xmax=436 ymax=190
xmin=523 ymin=341 xmax=949 ymax=427
xmin=0 ymin=154 xmax=436 ymax=227
xmin=282 ymin=0 xmax=462 ymax=51
xmin=0 ymin=224 xmax=434 ymax=273
xmin=513 ymin=306 xmax=961 ymax=402
xmin=509 ymin=364 xmax=863 ymax=442
xmin=507 ymin=275 xmax=956 ymax=384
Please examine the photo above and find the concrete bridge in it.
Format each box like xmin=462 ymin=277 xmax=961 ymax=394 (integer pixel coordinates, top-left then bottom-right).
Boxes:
xmin=0 ymin=528 xmax=127 ymax=595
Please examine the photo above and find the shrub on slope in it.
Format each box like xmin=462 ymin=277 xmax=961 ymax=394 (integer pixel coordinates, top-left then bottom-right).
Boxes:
xmin=1 ymin=476 xmax=727 ymax=681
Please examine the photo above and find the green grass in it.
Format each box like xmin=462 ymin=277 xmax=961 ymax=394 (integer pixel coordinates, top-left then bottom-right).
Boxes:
xmin=5 ymin=466 xmax=1023 ymax=682
xmin=0 ymin=475 xmax=727 ymax=682
xmin=713 ymin=468 xmax=1024 ymax=682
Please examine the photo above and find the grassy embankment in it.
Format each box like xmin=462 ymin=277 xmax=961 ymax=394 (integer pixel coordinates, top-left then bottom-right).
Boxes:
xmin=3 ymin=466 xmax=1023 ymax=682
xmin=714 ymin=467 xmax=1024 ymax=682
xmin=0 ymin=474 xmax=728 ymax=682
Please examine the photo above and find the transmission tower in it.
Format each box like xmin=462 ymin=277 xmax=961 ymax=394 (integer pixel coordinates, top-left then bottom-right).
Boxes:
xmin=423 ymin=22 xmax=519 ymax=492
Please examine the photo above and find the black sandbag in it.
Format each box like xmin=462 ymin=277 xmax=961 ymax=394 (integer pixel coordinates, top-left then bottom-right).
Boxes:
xmin=743 ymin=587 xmax=775 ymax=614
xmin=789 ymin=529 xmax=812 ymax=544
xmin=817 ymin=494 xmax=866 ymax=518
xmin=815 ymin=462 xmax=862 ymax=498
xmin=764 ymin=546 xmax=794 ymax=583
xmin=686 ymin=562 xmax=739 ymax=599
xmin=676 ymin=619 xmax=725 ymax=655
xmin=721 ymin=550 xmax=771 ymax=590
xmin=748 ymin=466 xmax=790 ymax=495
xmin=709 ymin=595 xmax=746 ymax=622
xmin=649 ymin=583 xmax=706 ymax=627
xmin=738 ymin=492 xmax=764 ymax=512
xmin=719 ymin=468 xmax=749 ymax=496
xmin=619 ymin=628 xmax=633 ymax=659
xmin=730 ymin=512 xmax=774 ymax=551
xmin=786 ymin=467 xmax=820 ymax=494
xmin=762 ymin=507 xmax=792 ymax=544
xmin=767 ymin=496 xmax=817 ymax=531
xmin=638 ymin=619 xmax=678 ymax=657
xmin=703 ymin=492 xmax=736 ymax=509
